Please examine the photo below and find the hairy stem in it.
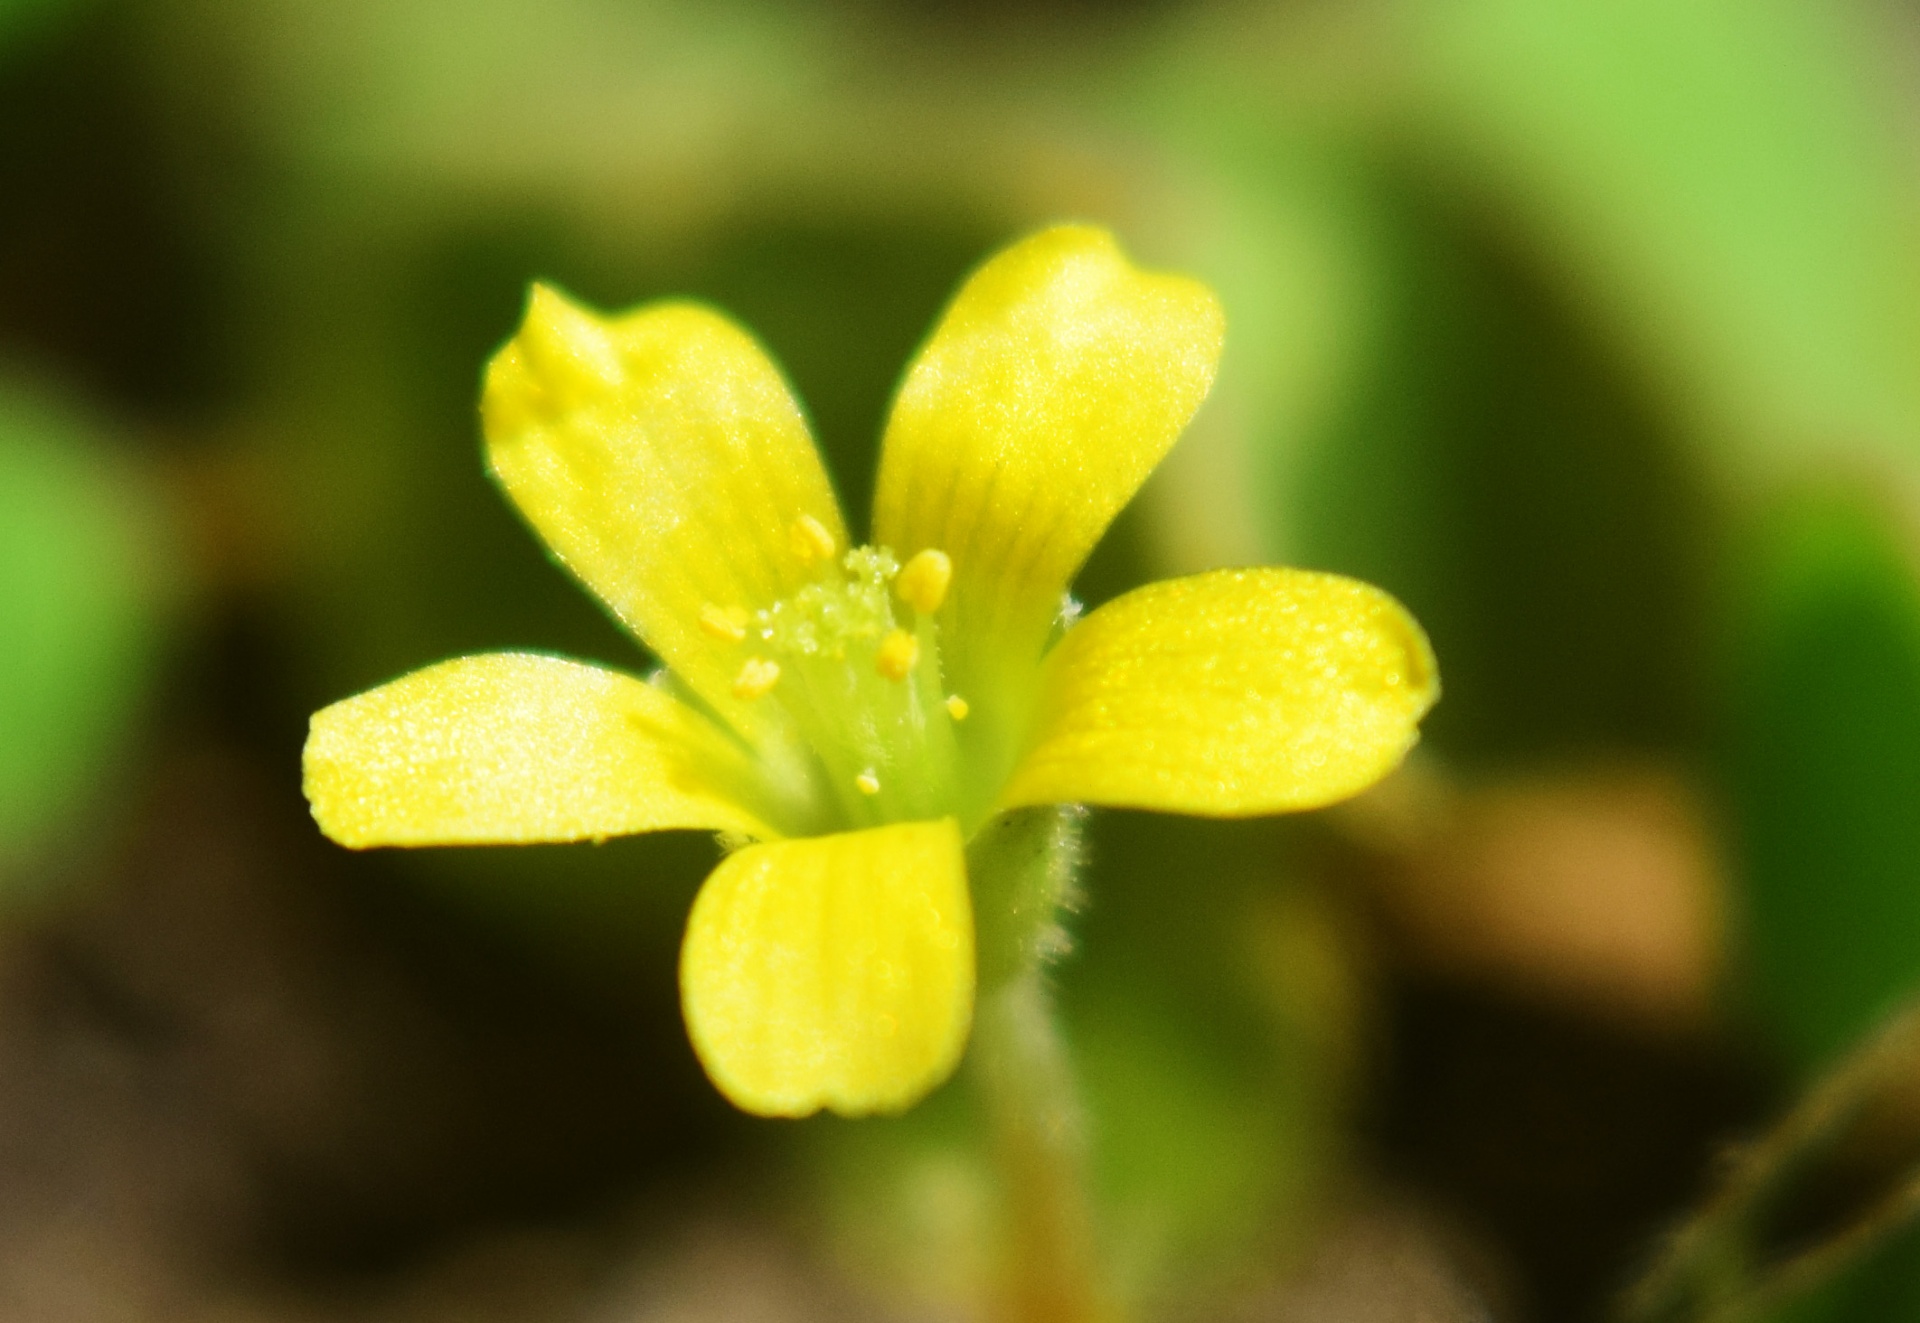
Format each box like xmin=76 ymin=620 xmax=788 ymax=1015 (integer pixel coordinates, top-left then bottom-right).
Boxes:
xmin=967 ymin=806 xmax=1113 ymax=1323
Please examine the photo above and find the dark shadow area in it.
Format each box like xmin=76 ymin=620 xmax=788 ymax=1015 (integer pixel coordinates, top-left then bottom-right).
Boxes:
xmin=1368 ymin=975 xmax=1770 ymax=1321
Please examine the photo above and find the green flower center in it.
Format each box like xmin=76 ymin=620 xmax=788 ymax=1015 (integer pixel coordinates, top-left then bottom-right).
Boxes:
xmin=722 ymin=530 xmax=966 ymax=833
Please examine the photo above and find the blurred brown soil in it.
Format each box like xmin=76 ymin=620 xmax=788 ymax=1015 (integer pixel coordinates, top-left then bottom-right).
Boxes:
xmin=0 ymin=738 xmax=886 ymax=1321
xmin=1326 ymin=760 xmax=1773 ymax=1321
xmin=0 ymin=735 xmax=1777 ymax=1322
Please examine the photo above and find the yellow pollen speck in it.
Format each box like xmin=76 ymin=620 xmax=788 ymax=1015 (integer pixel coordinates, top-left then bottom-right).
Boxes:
xmin=856 ymin=770 xmax=881 ymax=796
xmin=876 ymin=629 xmax=919 ymax=681
xmin=896 ymin=549 xmax=952 ymax=614
xmin=944 ymin=694 xmax=969 ymax=722
xmin=699 ymin=604 xmax=749 ymax=642
xmin=732 ymin=657 xmax=781 ymax=699
xmin=790 ymin=514 xmax=836 ymax=564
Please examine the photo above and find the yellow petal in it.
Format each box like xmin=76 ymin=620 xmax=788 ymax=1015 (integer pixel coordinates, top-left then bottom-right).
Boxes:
xmin=999 ymin=569 xmax=1438 ymax=817
xmin=304 ymin=653 xmax=770 ymax=847
xmin=872 ymin=227 xmax=1224 ymax=761
xmin=483 ymin=286 xmax=847 ymax=742
xmin=680 ymin=819 xmax=973 ymax=1118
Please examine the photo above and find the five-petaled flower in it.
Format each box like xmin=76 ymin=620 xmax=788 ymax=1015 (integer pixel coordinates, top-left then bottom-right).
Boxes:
xmin=302 ymin=226 xmax=1438 ymax=1118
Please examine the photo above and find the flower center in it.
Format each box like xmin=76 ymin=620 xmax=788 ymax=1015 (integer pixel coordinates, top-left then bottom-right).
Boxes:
xmin=716 ymin=522 xmax=965 ymax=831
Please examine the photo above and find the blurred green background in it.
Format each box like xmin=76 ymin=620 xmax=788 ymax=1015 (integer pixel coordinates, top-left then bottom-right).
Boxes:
xmin=7 ymin=0 xmax=1920 ymax=1319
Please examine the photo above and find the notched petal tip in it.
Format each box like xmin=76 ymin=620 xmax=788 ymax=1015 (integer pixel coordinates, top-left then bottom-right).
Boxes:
xmin=476 ymin=286 xmax=847 ymax=737
xmin=480 ymin=283 xmax=629 ymax=435
xmin=679 ymin=819 xmax=974 ymax=1118
xmin=528 ymin=284 xmax=627 ymax=406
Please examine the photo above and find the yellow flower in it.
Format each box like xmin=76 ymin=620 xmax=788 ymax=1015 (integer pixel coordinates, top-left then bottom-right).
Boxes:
xmin=302 ymin=226 xmax=1438 ymax=1119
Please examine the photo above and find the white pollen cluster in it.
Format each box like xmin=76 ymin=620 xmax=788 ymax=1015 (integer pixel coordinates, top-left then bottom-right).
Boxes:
xmin=755 ymin=546 xmax=901 ymax=659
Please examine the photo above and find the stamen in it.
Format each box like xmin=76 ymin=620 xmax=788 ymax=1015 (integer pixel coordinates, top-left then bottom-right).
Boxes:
xmin=896 ymin=548 xmax=952 ymax=614
xmin=944 ymin=695 xmax=969 ymax=722
xmin=727 ymin=540 xmax=960 ymax=824
xmin=698 ymin=603 xmax=748 ymax=642
xmin=731 ymin=657 xmax=781 ymax=699
xmin=876 ymin=629 xmax=919 ymax=681
xmin=790 ymin=514 xmax=837 ymax=564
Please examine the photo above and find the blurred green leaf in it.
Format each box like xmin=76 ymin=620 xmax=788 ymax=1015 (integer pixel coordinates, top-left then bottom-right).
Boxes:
xmin=1826 ymin=1223 xmax=1920 ymax=1321
xmin=1748 ymin=1194 xmax=1920 ymax=1322
xmin=0 ymin=0 xmax=78 ymax=51
xmin=1728 ymin=486 xmax=1920 ymax=1065
xmin=1722 ymin=495 xmax=1920 ymax=1323
xmin=799 ymin=1076 xmax=995 ymax=1318
xmin=0 ymin=382 xmax=175 ymax=873
xmin=1415 ymin=0 xmax=1920 ymax=473
xmin=1066 ymin=813 xmax=1353 ymax=1310
xmin=1291 ymin=177 xmax=1712 ymax=764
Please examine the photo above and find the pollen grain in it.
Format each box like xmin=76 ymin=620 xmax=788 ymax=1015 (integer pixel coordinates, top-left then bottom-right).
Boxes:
xmin=731 ymin=657 xmax=782 ymax=699
xmin=896 ymin=549 xmax=952 ymax=614
xmin=699 ymin=603 xmax=749 ymax=642
xmin=876 ymin=630 xmax=920 ymax=681
xmin=790 ymin=514 xmax=837 ymax=564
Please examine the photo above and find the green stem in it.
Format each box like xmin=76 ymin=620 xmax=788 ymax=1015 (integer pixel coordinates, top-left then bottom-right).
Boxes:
xmin=975 ymin=971 xmax=1110 ymax=1323
xmin=967 ymin=806 xmax=1113 ymax=1323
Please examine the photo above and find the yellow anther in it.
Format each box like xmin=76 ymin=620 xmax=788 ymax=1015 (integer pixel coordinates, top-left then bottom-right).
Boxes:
xmin=855 ymin=770 xmax=881 ymax=796
xmin=896 ymin=548 xmax=953 ymax=614
xmin=876 ymin=629 xmax=920 ymax=681
xmin=731 ymin=657 xmax=781 ymax=699
xmin=790 ymin=514 xmax=837 ymax=564
xmin=944 ymin=694 xmax=970 ymax=722
xmin=698 ymin=603 xmax=749 ymax=643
